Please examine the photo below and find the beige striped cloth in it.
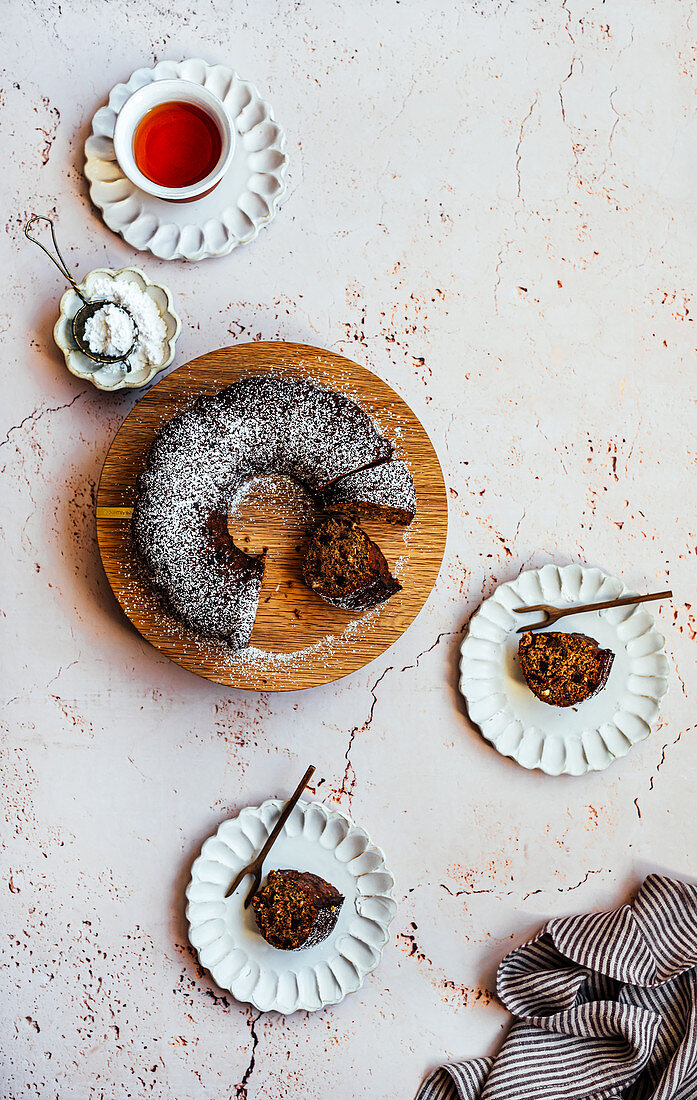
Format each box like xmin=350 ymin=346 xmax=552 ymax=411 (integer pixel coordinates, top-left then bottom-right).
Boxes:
xmin=417 ymin=875 xmax=697 ymax=1100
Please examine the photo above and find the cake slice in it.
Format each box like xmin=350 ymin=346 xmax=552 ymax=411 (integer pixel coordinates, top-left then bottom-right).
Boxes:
xmin=518 ymin=630 xmax=614 ymax=707
xmin=303 ymin=516 xmax=401 ymax=611
xmin=320 ymin=459 xmax=416 ymax=525
xmin=252 ymin=869 xmax=344 ymax=950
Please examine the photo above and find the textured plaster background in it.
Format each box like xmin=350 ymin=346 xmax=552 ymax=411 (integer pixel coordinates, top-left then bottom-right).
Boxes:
xmin=1 ymin=0 xmax=696 ymax=1097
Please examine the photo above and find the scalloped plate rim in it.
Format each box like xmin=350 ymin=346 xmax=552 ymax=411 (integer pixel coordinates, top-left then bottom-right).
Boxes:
xmin=185 ymin=798 xmax=396 ymax=1013
xmin=458 ymin=563 xmax=669 ymax=776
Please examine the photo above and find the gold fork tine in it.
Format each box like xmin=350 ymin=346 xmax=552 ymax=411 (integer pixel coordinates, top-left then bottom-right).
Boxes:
xmin=243 ymin=870 xmax=263 ymax=910
xmin=513 ymin=605 xmax=553 ymax=633
xmin=226 ymin=867 xmax=253 ymax=899
xmin=516 ymin=618 xmax=551 ymax=634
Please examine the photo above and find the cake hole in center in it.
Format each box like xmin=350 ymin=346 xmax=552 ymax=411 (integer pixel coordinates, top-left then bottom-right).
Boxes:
xmin=227 ymin=474 xmax=337 ymax=651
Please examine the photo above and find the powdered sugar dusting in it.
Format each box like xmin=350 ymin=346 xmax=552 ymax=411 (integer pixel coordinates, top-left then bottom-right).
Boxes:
xmin=118 ymin=560 xmax=384 ymax=676
xmin=83 ymin=302 xmax=135 ymax=358
xmin=229 ymin=473 xmax=316 ymax=529
xmin=89 ymin=274 xmax=169 ymax=372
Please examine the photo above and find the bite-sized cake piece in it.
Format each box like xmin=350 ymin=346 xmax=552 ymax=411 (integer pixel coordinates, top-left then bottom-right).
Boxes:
xmin=303 ymin=516 xmax=401 ymax=611
xmin=518 ymin=631 xmax=614 ymax=707
xmin=320 ymin=459 xmax=416 ymax=525
xmin=252 ymin=869 xmax=344 ymax=950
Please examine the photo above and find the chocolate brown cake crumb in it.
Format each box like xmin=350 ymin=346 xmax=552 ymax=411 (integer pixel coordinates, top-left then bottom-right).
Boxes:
xmin=518 ymin=630 xmax=614 ymax=707
xmin=252 ymin=869 xmax=344 ymax=950
xmin=303 ymin=516 xmax=401 ymax=611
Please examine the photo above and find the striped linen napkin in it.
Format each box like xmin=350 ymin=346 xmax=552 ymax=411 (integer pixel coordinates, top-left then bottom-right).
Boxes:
xmin=417 ymin=874 xmax=697 ymax=1100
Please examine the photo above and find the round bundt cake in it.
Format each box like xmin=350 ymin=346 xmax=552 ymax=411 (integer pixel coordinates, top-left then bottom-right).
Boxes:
xmin=132 ymin=375 xmax=396 ymax=649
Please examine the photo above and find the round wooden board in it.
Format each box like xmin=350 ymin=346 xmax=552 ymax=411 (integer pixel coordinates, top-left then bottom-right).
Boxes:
xmin=96 ymin=342 xmax=448 ymax=690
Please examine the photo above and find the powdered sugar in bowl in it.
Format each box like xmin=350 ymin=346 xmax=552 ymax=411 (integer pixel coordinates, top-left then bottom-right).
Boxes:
xmin=54 ymin=268 xmax=181 ymax=391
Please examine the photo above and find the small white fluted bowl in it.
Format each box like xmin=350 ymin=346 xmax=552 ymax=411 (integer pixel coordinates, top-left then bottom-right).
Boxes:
xmin=459 ymin=563 xmax=669 ymax=776
xmin=53 ymin=267 xmax=181 ymax=391
xmin=186 ymin=799 xmax=396 ymax=1013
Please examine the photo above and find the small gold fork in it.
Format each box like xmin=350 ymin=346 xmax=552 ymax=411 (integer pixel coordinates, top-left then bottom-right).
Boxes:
xmin=512 ymin=590 xmax=672 ymax=634
xmin=224 ymin=764 xmax=315 ymax=907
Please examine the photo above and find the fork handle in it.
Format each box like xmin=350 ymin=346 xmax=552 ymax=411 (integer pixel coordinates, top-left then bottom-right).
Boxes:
xmin=555 ymin=589 xmax=673 ymax=619
xmin=242 ymin=764 xmax=315 ymax=908
xmin=250 ymin=764 xmax=316 ymax=874
xmin=224 ymin=764 xmax=316 ymax=901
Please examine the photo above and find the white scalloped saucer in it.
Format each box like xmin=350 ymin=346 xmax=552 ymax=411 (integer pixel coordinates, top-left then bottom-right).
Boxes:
xmin=459 ymin=564 xmax=669 ymax=776
xmin=84 ymin=58 xmax=289 ymax=261
xmin=185 ymin=799 xmax=396 ymax=1013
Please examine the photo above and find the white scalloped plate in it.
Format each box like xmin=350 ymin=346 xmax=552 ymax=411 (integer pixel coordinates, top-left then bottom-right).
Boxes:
xmin=185 ymin=799 xmax=396 ymax=1013
xmin=84 ymin=58 xmax=289 ymax=261
xmin=459 ymin=564 xmax=669 ymax=776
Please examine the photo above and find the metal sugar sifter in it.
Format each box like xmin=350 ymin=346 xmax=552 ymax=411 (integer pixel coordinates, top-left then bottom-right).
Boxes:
xmin=25 ymin=215 xmax=138 ymax=365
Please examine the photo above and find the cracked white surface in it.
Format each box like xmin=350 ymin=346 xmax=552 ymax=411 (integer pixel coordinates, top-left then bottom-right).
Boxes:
xmin=1 ymin=1 xmax=696 ymax=1097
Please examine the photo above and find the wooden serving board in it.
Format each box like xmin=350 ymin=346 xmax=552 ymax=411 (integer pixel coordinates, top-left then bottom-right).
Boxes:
xmin=96 ymin=342 xmax=448 ymax=690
